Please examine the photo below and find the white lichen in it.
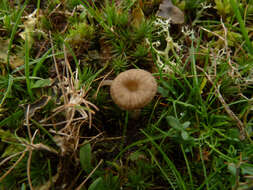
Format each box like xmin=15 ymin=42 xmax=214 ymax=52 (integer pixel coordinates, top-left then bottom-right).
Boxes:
xmin=147 ymin=18 xmax=183 ymax=73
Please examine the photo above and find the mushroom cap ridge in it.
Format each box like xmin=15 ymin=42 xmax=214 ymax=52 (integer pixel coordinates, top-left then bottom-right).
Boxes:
xmin=110 ymin=69 xmax=157 ymax=110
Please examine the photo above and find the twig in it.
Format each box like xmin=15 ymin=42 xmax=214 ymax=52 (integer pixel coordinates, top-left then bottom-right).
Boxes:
xmin=74 ymin=121 xmax=84 ymax=150
xmin=42 ymin=117 xmax=89 ymax=127
xmin=93 ymin=69 xmax=113 ymax=99
xmin=63 ymin=44 xmax=74 ymax=89
xmin=49 ymin=31 xmax=68 ymax=106
xmin=27 ymin=150 xmax=33 ymax=190
xmin=197 ymin=66 xmax=246 ymax=140
xmin=75 ymin=159 xmax=103 ymax=190
xmin=35 ymin=40 xmax=49 ymax=59
xmin=25 ymin=104 xmax=34 ymax=190
xmin=27 ymin=130 xmax=38 ymax=190
xmin=0 ymin=150 xmax=27 ymax=182
xmin=25 ymin=104 xmax=32 ymax=140
xmin=211 ymin=49 xmax=217 ymax=76
xmin=48 ymin=3 xmax=62 ymax=17
xmin=220 ymin=18 xmax=234 ymax=76
xmin=200 ymin=26 xmax=225 ymax=41
xmin=82 ymin=100 xmax=93 ymax=129
xmin=0 ymin=150 xmax=27 ymax=167
xmin=61 ymin=7 xmax=76 ymax=34
xmin=78 ymin=132 xmax=104 ymax=146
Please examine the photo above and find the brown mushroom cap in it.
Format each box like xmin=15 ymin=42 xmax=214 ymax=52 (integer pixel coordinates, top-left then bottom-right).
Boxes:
xmin=110 ymin=69 xmax=157 ymax=110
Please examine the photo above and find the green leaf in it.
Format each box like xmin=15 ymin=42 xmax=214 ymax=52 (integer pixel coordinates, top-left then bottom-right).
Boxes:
xmin=160 ymin=80 xmax=177 ymax=96
xmin=166 ymin=116 xmax=182 ymax=130
xmin=31 ymin=78 xmax=52 ymax=88
xmin=181 ymin=131 xmax=189 ymax=141
xmin=88 ymin=177 xmax=104 ymax=190
xmin=80 ymin=143 xmax=92 ymax=173
xmin=157 ymin=86 xmax=169 ymax=97
xmin=182 ymin=121 xmax=191 ymax=129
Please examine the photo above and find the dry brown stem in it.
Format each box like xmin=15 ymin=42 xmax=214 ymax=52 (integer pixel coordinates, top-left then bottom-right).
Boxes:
xmin=75 ymin=159 xmax=103 ymax=190
xmin=93 ymin=69 xmax=113 ymax=99
xmin=49 ymin=31 xmax=68 ymax=106
xmin=27 ymin=150 xmax=33 ymax=190
xmin=0 ymin=150 xmax=27 ymax=182
xmin=0 ymin=151 xmax=25 ymax=166
xmin=197 ymin=66 xmax=246 ymax=140
xmin=220 ymin=18 xmax=234 ymax=76
xmin=78 ymin=132 xmax=104 ymax=147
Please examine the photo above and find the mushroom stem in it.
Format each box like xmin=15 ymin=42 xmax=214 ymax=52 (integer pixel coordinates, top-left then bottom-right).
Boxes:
xmin=129 ymin=109 xmax=141 ymax=120
xmin=120 ymin=110 xmax=129 ymax=150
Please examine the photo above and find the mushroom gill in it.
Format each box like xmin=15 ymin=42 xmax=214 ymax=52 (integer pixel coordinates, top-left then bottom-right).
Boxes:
xmin=110 ymin=69 xmax=157 ymax=110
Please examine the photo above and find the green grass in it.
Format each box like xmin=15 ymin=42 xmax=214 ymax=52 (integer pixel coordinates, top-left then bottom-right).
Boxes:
xmin=230 ymin=0 xmax=253 ymax=55
xmin=6 ymin=2 xmax=27 ymax=72
xmin=0 ymin=0 xmax=253 ymax=189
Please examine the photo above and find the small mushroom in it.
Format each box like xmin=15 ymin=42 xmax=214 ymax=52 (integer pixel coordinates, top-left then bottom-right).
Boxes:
xmin=157 ymin=0 xmax=185 ymax=24
xmin=110 ymin=69 xmax=157 ymax=110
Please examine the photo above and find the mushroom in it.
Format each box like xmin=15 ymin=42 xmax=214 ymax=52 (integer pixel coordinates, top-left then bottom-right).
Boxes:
xmin=98 ymin=69 xmax=157 ymax=118
xmin=110 ymin=69 xmax=157 ymax=113
xmin=157 ymin=0 xmax=185 ymax=24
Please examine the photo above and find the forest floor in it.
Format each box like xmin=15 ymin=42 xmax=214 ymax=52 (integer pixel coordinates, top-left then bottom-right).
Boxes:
xmin=0 ymin=0 xmax=253 ymax=189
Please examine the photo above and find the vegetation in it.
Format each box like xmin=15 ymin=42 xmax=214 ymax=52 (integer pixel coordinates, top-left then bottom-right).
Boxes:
xmin=0 ymin=0 xmax=252 ymax=189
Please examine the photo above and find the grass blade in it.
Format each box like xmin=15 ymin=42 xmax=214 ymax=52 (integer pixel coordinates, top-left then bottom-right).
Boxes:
xmin=25 ymin=33 xmax=33 ymax=99
xmin=148 ymin=150 xmax=177 ymax=190
xmin=0 ymin=74 xmax=13 ymax=107
xmin=181 ymin=144 xmax=193 ymax=190
xmin=230 ymin=0 xmax=253 ymax=54
xmin=141 ymin=129 xmax=187 ymax=190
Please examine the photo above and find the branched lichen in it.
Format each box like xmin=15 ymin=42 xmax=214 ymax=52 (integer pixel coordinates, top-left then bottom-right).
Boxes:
xmin=147 ymin=18 xmax=182 ymax=73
